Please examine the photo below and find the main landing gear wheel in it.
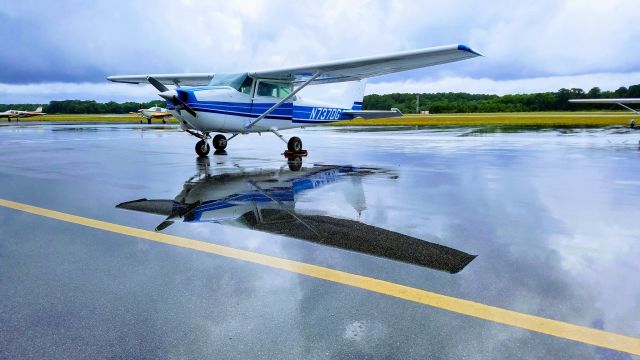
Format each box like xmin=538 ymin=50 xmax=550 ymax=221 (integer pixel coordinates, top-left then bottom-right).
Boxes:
xmin=288 ymin=157 xmax=302 ymax=171
xmin=195 ymin=140 xmax=210 ymax=157
xmin=212 ymin=134 xmax=227 ymax=150
xmin=147 ymin=118 xmax=152 ymax=124
xmin=287 ymin=136 xmax=302 ymax=152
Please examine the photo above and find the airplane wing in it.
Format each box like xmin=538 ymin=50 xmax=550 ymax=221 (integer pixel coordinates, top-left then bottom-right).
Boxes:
xmin=107 ymin=44 xmax=480 ymax=87
xmin=249 ymin=44 xmax=482 ymax=84
xmin=151 ymin=112 xmax=172 ymax=118
xmin=116 ymin=199 xmax=176 ymax=216
xmin=569 ymin=98 xmax=640 ymax=104
xmin=107 ymin=73 xmax=216 ymax=86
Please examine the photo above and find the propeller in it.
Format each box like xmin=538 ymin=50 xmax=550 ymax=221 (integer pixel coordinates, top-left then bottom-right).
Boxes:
xmin=154 ymin=200 xmax=202 ymax=232
xmin=155 ymin=220 xmax=174 ymax=232
xmin=170 ymin=94 xmax=197 ymax=117
xmin=147 ymin=76 xmax=197 ymax=118
xmin=147 ymin=76 xmax=169 ymax=92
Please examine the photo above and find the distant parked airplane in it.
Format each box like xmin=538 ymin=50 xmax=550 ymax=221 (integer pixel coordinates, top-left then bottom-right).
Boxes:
xmin=108 ymin=44 xmax=482 ymax=157
xmin=0 ymin=106 xmax=46 ymax=121
xmin=130 ymin=106 xmax=173 ymax=124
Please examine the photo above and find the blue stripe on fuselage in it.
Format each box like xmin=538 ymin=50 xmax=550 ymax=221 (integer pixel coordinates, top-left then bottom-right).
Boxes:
xmin=179 ymin=99 xmax=352 ymax=123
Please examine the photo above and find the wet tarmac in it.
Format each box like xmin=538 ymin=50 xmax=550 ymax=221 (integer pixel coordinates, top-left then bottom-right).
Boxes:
xmin=1 ymin=123 xmax=639 ymax=359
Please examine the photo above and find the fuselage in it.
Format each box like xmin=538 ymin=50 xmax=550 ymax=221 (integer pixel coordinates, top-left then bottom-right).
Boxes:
xmin=139 ymin=107 xmax=171 ymax=119
xmin=165 ymin=74 xmax=363 ymax=133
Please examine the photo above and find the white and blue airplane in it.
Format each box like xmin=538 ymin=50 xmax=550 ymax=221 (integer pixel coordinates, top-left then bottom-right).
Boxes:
xmin=108 ymin=44 xmax=482 ymax=156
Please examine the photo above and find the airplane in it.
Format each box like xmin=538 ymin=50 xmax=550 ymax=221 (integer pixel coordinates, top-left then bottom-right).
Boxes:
xmin=130 ymin=106 xmax=173 ymax=124
xmin=0 ymin=106 xmax=46 ymax=122
xmin=569 ymin=98 xmax=640 ymax=127
xmin=115 ymin=159 xmax=476 ymax=273
xmin=108 ymin=44 xmax=482 ymax=157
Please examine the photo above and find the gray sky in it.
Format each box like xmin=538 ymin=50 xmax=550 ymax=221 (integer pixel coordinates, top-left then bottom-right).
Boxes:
xmin=1 ymin=0 xmax=639 ymax=103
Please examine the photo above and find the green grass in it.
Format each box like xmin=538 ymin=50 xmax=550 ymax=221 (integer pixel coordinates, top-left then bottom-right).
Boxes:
xmin=332 ymin=112 xmax=635 ymax=127
xmin=6 ymin=111 xmax=636 ymax=127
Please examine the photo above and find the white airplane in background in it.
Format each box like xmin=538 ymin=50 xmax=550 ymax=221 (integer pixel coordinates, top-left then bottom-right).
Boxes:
xmin=130 ymin=106 xmax=173 ymax=124
xmin=569 ymin=98 xmax=640 ymax=126
xmin=108 ymin=44 xmax=482 ymax=157
xmin=0 ymin=106 xmax=46 ymax=121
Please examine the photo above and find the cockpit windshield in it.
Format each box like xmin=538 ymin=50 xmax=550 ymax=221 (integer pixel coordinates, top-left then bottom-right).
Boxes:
xmin=208 ymin=73 xmax=250 ymax=91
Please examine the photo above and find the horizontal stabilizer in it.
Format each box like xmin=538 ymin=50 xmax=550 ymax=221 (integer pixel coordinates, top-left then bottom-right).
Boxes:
xmin=344 ymin=108 xmax=403 ymax=120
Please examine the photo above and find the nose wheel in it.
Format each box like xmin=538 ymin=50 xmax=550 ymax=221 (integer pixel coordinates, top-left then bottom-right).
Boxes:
xmin=195 ymin=140 xmax=210 ymax=157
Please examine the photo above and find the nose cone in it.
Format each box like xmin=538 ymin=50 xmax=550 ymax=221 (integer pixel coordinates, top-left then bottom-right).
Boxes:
xmin=158 ymin=90 xmax=177 ymax=101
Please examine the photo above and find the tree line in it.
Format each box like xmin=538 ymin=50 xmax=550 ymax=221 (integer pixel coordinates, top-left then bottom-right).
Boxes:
xmin=1 ymin=84 xmax=639 ymax=114
xmin=363 ymin=84 xmax=640 ymax=114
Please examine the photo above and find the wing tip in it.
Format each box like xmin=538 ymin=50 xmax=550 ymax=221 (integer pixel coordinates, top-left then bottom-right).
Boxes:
xmin=457 ymin=44 xmax=484 ymax=57
xmin=106 ymin=75 xmax=141 ymax=84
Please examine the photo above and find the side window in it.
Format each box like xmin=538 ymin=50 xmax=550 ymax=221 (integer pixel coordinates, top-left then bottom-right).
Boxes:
xmin=277 ymin=83 xmax=292 ymax=98
xmin=240 ymin=76 xmax=254 ymax=95
xmin=257 ymin=82 xmax=276 ymax=97
xmin=257 ymin=81 xmax=293 ymax=99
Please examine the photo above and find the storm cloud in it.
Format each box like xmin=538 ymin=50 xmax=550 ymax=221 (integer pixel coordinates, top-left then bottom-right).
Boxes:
xmin=1 ymin=0 xmax=639 ymax=102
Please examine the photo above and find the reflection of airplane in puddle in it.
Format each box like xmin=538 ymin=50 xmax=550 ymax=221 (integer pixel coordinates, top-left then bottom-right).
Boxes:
xmin=116 ymin=160 xmax=476 ymax=273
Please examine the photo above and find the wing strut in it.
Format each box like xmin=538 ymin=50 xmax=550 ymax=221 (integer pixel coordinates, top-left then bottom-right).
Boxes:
xmin=244 ymin=71 xmax=322 ymax=130
xmin=616 ymin=103 xmax=640 ymax=114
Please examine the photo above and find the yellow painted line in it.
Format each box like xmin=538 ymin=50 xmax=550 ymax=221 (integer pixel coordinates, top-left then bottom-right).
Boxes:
xmin=1 ymin=198 xmax=639 ymax=355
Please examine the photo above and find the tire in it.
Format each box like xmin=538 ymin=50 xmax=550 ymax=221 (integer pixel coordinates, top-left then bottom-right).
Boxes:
xmin=288 ymin=157 xmax=302 ymax=171
xmin=147 ymin=118 xmax=151 ymax=124
xmin=195 ymin=140 xmax=210 ymax=157
xmin=287 ymin=136 xmax=302 ymax=152
xmin=212 ymin=134 xmax=227 ymax=150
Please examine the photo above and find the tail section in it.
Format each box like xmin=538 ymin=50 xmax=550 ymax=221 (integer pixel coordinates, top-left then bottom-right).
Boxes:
xmin=345 ymin=79 xmax=366 ymax=110
xmin=34 ymin=106 xmax=43 ymax=113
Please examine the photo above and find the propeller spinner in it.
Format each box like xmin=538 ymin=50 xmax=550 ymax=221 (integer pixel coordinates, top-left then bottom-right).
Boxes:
xmin=147 ymin=76 xmax=197 ymax=118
